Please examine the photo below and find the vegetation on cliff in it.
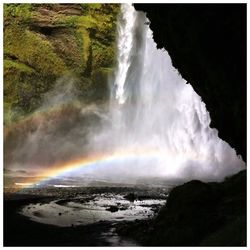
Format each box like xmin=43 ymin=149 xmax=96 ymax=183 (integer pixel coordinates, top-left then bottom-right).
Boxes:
xmin=4 ymin=3 xmax=120 ymax=124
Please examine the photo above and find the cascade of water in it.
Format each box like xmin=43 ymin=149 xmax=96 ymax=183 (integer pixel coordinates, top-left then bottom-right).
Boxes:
xmin=113 ymin=4 xmax=137 ymax=104
xmin=5 ymin=4 xmax=245 ymax=187
xmin=89 ymin=3 xmax=245 ymax=182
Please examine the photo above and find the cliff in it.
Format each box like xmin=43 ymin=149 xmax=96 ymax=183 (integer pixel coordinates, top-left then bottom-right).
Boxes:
xmin=117 ymin=169 xmax=246 ymax=246
xmin=4 ymin=3 xmax=119 ymax=124
xmin=134 ymin=4 xmax=246 ymax=161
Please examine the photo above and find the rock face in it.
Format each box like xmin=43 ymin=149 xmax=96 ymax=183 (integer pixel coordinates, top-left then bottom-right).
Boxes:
xmin=117 ymin=170 xmax=246 ymax=246
xmin=4 ymin=3 xmax=119 ymax=124
xmin=134 ymin=4 xmax=246 ymax=160
xmin=118 ymin=5 xmax=246 ymax=245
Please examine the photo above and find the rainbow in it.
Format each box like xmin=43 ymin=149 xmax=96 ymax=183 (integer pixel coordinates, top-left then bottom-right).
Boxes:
xmin=27 ymin=149 xmax=164 ymax=186
xmin=4 ymin=100 xmax=83 ymax=138
xmin=13 ymin=147 xmax=188 ymax=190
xmin=4 ymin=101 xmax=200 ymax=190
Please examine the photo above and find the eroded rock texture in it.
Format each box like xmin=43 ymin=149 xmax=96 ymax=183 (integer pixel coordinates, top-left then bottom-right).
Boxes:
xmin=4 ymin=4 xmax=119 ymax=123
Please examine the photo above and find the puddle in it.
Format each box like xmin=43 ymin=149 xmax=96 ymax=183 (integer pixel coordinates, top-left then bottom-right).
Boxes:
xmin=20 ymin=193 xmax=166 ymax=227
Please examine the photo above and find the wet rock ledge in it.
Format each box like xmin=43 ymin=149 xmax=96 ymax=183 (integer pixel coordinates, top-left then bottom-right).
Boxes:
xmin=117 ymin=170 xmax=246 ymax=246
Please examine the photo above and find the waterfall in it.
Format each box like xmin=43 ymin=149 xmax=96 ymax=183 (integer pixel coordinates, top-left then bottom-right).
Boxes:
xmin=84 ymin=3 xmax=245 ymax=183
xmin=113 ymin=4 xmax=137 ymax=104
xmin=4 ymin=4 xmax=245 ymax=189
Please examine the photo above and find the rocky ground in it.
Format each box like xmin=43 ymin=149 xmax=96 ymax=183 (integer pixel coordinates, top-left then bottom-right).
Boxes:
xmin=116 ymin=170 xmax=246 ymax=246
xmin=4 ymin=171 xmax=246 ymax=246
xmin=4 ymin=186 xmax=168 ymax=246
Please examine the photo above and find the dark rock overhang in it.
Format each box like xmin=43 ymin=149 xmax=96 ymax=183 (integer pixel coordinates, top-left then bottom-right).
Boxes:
xmin=134 ymin=4 xmax=246 ymax=161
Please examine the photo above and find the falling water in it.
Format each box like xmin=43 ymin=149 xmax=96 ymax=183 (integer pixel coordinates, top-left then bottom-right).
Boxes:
xmin=5 ymin=4 xmax=245 ymax=187
xmin=114 ymin=4 xmax=137 ymax=104
xmin=86 ymin=4 xmax=245 ymax=183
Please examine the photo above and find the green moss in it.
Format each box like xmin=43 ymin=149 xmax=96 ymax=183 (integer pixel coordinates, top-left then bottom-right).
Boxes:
xmin=91 ymin=67 xmax=114 ymax=100
xmin=4 ymin=59 xmax=35 ymax=112
xmin=80 ymin=3 xmax=102 ymax=13
xmin=4 ymin=102 xmax=11 ymax=124
xmin=59 ymin=15 xmax=94 ymax=73
xmin=87 ymin=3 xmax=103 ymax=11
xmin=4 ymin=57 xmax=56 ymax=120
xmin=75 ymin=28 xmax=91 ymax=69
xmin=59 ymin=15 xmax=79 ymax=27
xmin=4 ymin=23 xmax=68 ymax=76
xmin=4 ymin=4 xmax=32 ymax=23
xmin=80 ymin=4 xmax=119 ymax=69
xmin=92 ymin=40 xmax=116 ymax=68
xmin=4 ymin=3 xmax=120 ymax=121
xmin=59 ymin=4 xmax=119 ymax=72
xmin=4 ymin=59 xmax=35 ymax=75
xmin=57 ymin=11 xmax=99 ymax=29
xmin=76 ymin=15 xmax=98 ymax=29
xmin=4 ymin=101 xmax=18 ymax=125
xmin=4 ymin=60 xmax=25 ymax=104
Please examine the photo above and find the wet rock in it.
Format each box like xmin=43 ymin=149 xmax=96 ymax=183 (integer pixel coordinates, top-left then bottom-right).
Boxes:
xmin=124 ymin=193 xmax=137 ymax=202
xmin=119 ymin=205 xmax=128 ymax=211
xmin=33 ymin=211 xmax=43 ymax=218
xmin=106 ymin=205 xmax=119 ymax=213
xmin=117 ymin=170 xmax=246 ymax=246
xmin=52 ymin=4 xmax=83 ymax=16
xmin=150 ymin=204 xmax=160 ymax=213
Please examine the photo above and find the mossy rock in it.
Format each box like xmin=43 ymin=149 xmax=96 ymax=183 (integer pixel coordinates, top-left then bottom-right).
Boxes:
xmin=4 ymin=23 xmax=68 ymax=76
xmin=4 ymin=3 xmax=120 ymax=123
xmin=91 ymin=67 xmax=114 ymax=100
xmin=4 ymin=3 xmax=33 ymax=23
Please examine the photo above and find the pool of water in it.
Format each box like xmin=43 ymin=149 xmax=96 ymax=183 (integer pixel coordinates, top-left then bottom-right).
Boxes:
xmin=20 ymin=192 xmax=166 ymax=227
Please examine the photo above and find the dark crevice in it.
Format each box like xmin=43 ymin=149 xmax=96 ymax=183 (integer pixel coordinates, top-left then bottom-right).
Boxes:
xmin=29 ymin=25 xmax=62 ymax=36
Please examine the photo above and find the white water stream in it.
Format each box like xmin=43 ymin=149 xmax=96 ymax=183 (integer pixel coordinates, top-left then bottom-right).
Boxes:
xmin=86 ymin=4 xmax=245 ymax=183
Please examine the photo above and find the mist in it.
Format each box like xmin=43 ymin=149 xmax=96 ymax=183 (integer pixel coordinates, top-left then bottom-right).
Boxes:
xmin=80 ymin=4 xmax=245 ymax=183
xmin=4 ymin=4 xmax=245 ymax=187
xmin=4 ymin=77 xmax=106 ymax=173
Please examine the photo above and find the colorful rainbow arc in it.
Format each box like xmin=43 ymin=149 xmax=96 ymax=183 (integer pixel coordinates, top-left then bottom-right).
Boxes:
xmin=16 ymin=147 xmax=186 ymax=189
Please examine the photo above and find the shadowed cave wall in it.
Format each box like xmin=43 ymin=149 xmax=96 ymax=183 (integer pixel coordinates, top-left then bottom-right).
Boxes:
xmin=134 ymin=4 xmax=246 ymax=161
